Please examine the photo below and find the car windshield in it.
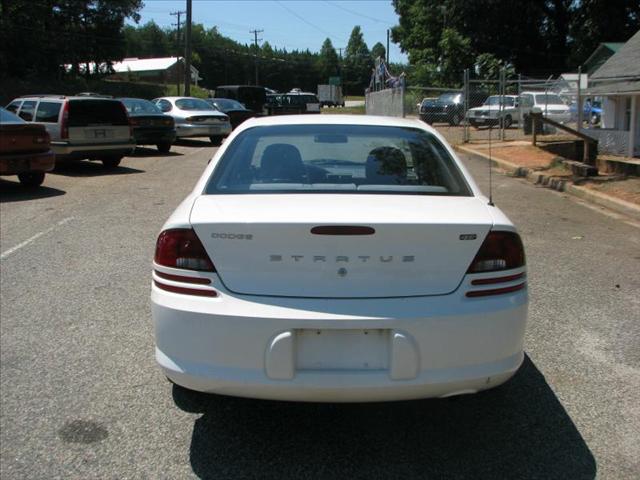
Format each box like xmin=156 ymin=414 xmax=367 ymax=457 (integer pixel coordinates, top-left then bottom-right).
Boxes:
xmin=534 ymin=94 xmax=564 ymax=105
xmin=438 ymin=93 xmax=460 ymax=103
xmin=485 ymin=96 xmax=515 ymax=106
xmin=206 ymin=124 xmax=471 ymax=196
xmin=175 ymin=98 xmax=214 ymax=110
xmin=0 ymin=107 xmax=24 ymax=124
xmin=212 ymin=99 xmax=245 ymax=111
xmin=122 ymin=98 xmax=162 ymax=114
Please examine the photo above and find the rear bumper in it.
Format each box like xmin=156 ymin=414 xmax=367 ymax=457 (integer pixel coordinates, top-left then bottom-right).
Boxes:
xmin=0 ymin=150 xmax=55 ymax=175
xmin=51 ymin=141 xmax=135 ymax=159
xmin=152 ymin=268 xmax=528 ymax=402
xmin=175 ymin=123 xmax=232 ymax=138
xmin=133 ymin=128 xmax=176 ymax=145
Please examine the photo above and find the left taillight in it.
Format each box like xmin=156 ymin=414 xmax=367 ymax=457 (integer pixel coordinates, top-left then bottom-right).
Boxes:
xmin=154 ymin=228 xmax=215 ymax=272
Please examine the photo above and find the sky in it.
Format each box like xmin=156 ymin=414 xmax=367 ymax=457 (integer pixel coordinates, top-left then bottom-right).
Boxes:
xmin=133 ymin=0 xmax=408 ymax=63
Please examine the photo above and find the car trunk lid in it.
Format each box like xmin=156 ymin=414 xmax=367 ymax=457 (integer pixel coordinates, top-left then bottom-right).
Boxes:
xmin=190 ymin=195 xmax=493 ymax=298
xmin=0 ymin=124 xmax=50 ymax=154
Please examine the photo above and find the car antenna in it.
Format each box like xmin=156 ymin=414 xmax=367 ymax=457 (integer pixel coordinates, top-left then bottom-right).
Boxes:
xmin=488 ymin=122 xmax=494 ymax=206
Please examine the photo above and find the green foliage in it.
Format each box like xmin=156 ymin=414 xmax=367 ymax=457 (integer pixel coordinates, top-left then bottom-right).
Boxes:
xmin=1 ymin=0 xmax=143 ymax=79
xmin=317 ymin=38 xmax=340 ymax=83
xmin=391 ymin=0 xmax=640 ymax=80
xmin=371 ymin=42 xmax=386 ymax=61
xmin=343 ymin=26 xmax=373 ymax=95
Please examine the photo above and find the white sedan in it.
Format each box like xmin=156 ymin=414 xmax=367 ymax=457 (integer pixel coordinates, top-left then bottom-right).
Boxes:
xmin=151 ymin=115 xmax=528 ymax=402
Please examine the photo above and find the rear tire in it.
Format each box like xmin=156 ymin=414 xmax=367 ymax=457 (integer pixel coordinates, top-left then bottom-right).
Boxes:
xmin=17 ymin=171 xmax=45 ymax=187
xmin=101 ymin=156 xmax=122 ymax=169
xmin=209 ymin=135 xmax=223 ymax=146
xmin=449 ymin=112 xmax=462 ymax=126
xmin=157 ymin=142 xmax=172 ymax=153
xmin=502 ymin=115 xmax=513 ymax=129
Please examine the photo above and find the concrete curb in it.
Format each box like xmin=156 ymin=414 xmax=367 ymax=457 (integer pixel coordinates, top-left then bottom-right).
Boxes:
xmin=455 ymin=145 xmax=640 ymax=221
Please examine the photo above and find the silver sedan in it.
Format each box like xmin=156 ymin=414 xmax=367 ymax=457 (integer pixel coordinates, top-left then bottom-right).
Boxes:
xmin=152 ymin=96 xmax=232 ymax=145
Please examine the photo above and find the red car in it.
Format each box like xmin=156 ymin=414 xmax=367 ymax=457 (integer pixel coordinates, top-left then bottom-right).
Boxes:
xmin=0 ymin=107 xmax=55 ymax=187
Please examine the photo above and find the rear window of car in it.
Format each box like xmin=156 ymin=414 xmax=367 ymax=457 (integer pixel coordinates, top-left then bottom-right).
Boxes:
xmin=35 ymin=102 xmax=61 ymax=122
xmin=206 ymin=124 xmax=471 ymax=196
xmin=122 ymin=98 xmax=161 ymax=114
xmin=175 ymin=98 xmax=213 ymax=111
xmin=68 ymin=100 xmax=128 ymax=126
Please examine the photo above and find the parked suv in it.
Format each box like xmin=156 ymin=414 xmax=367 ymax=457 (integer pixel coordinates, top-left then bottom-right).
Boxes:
xmin=419 ymin=92 xmax=465 ymax=125
xmin=266 ymin=92 xmax=321 ymax=115
xmin=6 ymin=95 xmax=135 ymax=168
xmin=466 ymin=95 xmax=521 ymax=128
xmin=520 ymin=91 xmax=571 ymax=124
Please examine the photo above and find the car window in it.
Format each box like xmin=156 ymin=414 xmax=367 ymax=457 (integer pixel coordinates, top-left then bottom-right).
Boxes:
xmin=175 ymin=98 xmax=213 ymax=110
xmin=18 ymin=101 xmax=37 ymax=121
xmin=68 ymin=100 xmax=128 ymax=127
xmin=122 ymin=98 xmax=161 ymax=114
xmin=6 ymin=100 xmax=22 ymax=113
xmin=35 ymin=102 xmax=62 ymax=123
xmin=156 ymin=99 xmax=172 ymax=112
xmin=485 ymin=96 xmax=515 ymax=106
xmin=521 ymin=95 xmax=533 ymax=107
xmin=206 ymin=124 xmax=471 ymax=196
xmin=212 ymin=99 xmax=244 ymax=110
xmin=534 ymin=94 xmax=564 ymax=105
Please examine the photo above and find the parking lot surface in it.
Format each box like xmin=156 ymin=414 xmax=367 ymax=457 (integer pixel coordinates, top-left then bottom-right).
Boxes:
xmin=1 ymin=140 xmax=639 ymax=479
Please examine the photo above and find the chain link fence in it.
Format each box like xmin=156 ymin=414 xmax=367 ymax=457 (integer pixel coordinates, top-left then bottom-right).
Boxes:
xmin=365 ymin=70 xmax=584 ymax=148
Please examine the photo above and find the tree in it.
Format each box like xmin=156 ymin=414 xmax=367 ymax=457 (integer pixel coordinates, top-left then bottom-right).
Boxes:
xmin=343 ymin=26 xmax=373 ymax=94
xmin=371 ymin=42 xmax=386 ymax=61
xmin=438 ymin=28 xmax=473 ymax=85
xmin=317 ymin=38 xmax=340 ymax=82
xmin=1 ymin=0 xmax=143 ymax=79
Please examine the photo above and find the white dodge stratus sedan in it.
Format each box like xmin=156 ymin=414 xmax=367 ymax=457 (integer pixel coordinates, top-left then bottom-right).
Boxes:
xmin=151 ymin=115 xmax=528 ymax=402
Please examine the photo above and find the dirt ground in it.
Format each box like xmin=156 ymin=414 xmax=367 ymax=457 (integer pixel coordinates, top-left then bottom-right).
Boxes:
xmin=580 ymin=177 xmax=640 ymax=205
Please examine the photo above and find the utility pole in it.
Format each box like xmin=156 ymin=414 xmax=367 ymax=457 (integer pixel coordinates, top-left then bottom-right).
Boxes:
xmin=250 ymin=28 xmax=263 ymax=85
xmin=386 ymin=29 xmax=390 ymax=64
xmin=170 ymin=10 xmax=185 ymax=95
xmin=184 ymin=0 xmax=192 ymax=96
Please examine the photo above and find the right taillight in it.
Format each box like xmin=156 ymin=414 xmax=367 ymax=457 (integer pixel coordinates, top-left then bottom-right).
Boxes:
xmin=60 ymin=101 xmax=69 ymax=139
xmin=154 ymin=228 xmax=215 ymax=272
xmin=467 ymin=231 xmax=525 ymax=273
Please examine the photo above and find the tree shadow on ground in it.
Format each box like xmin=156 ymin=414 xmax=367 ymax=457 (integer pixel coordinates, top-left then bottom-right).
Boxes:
xmin=130 ymin=146 xmax=183 ymax=158
xmin=173 ymin=355 xmax=596 ymax=480
xmin=174 ymin=138 xmax=216 ymax=148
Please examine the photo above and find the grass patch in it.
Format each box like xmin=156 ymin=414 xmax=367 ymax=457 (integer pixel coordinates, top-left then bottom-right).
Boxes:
xmin=344 ymin=95 xmax=365 ymax=101
xmin=321 ymin=105 xmax=365 ymax=115
xmin=162 ymin=84 xmax=210 ymax=98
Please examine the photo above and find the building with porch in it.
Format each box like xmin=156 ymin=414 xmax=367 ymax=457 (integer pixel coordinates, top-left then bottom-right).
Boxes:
xmin=581 ymin=30 xmax=640 ymax=159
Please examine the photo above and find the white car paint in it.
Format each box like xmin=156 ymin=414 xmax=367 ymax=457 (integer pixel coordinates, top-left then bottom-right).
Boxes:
xmin=152 ymin=115 xmax=528 ymax=402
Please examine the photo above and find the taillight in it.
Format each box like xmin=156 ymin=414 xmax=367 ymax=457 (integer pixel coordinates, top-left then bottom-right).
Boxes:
xmin=61 ymin=101 xmax=69 ymax=139
xmin=467 ymin=231 xmax=525 ymax=273
xmin=118 ymin=101 xmax=133 ymax=137
xmin=34 ymin=131 xmax=50 ymax=145
xmin=154 ymin=228 xmax=215 ymax=272
xmin=129 ymin=117 xmax=140 ymax=126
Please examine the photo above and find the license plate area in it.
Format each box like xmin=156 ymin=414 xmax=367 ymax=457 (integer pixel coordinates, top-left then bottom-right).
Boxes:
xmin=295 ymin=329 xmax=389 ymax=371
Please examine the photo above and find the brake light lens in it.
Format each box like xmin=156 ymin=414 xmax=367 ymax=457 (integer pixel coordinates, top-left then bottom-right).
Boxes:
xmin=61 ymin=101 xmax=69 ymax=139
xmin=154 ymin=228 xmax=215 ymax=272
xmin=467 ymin=231 xmax=525 ymax=273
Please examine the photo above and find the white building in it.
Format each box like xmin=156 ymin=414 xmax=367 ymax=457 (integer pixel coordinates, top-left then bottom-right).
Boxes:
xmin=581 ymin=31 xmax=640 ymax=158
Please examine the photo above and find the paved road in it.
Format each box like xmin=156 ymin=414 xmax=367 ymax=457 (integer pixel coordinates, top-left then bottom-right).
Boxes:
xmin=1 ymin=142 xmax=639 ymax=479
xmin=344 ymin=100 xmax=365 ymax=108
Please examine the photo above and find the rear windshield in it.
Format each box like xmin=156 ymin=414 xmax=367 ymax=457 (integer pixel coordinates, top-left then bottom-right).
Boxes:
xmin=438 ymin=93 xmax=461 ymax=103
xmin=211 ymin=99 xmax=245 ymax=111
xmin=175 ymin=98 xmax=213 ymax=111
xmin=534 ymin=94 xmax=564 ymax=105
xmin=206 ymin=124 xmax=471 ymax=196
xmin=121 ymin=98 xmax=161 ymax=114
xmin=68 ymin=100 xmax=128 ymax=126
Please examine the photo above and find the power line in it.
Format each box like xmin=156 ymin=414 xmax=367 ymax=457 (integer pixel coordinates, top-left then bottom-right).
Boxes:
xmin=274 ymin=0 xmax=345 ymax=44
xmin=323 ymin=0 xmax=395 ymax=26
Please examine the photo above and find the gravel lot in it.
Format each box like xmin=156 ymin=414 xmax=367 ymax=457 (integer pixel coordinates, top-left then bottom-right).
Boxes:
xmin=1 ymin=139 xmax=638 ymax=479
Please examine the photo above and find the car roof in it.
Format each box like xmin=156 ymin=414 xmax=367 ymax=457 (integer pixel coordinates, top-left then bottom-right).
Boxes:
xmin=157 ymin=96 xmax=211 ymax=101
xmin=16 ymin=95 xmax=118 ymax=101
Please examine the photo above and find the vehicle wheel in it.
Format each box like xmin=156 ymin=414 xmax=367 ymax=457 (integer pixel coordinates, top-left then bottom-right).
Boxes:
xmin=449 ymin=113 xmax=461 ymax=126
xmin=17 ymin=172 xmax=45 ymax=187
xmin=209 ymin=135 xmax=223 ymax=146
xmin=502 ymin=115 xmax=513 ymax=129
xmin=157 ymin=142 xmax=172 ymax=153
xmin=101 ymin=156 xmax=122 ymax=169
xmin=470 ymin=120 xmax=479 ymax=129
